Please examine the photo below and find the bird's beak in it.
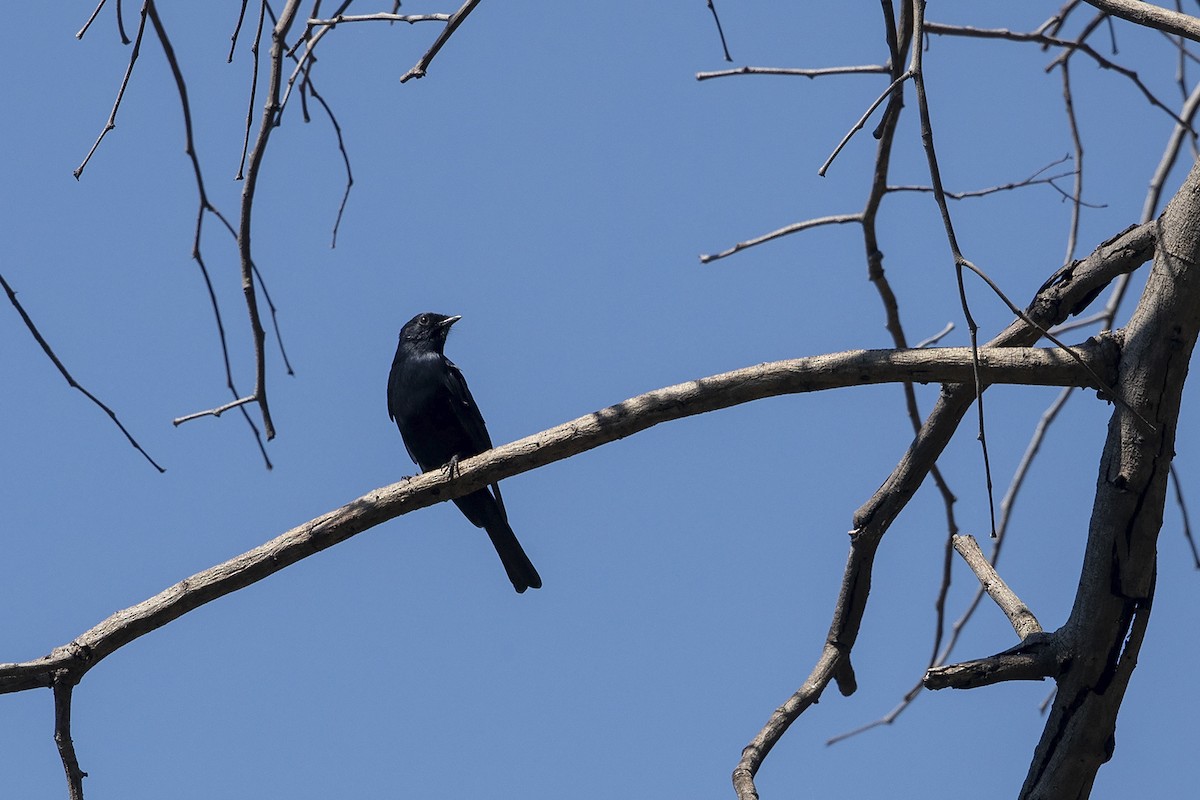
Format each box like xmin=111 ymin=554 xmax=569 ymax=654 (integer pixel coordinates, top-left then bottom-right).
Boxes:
xmin=439 ymin=315 xmax=462 ymax=329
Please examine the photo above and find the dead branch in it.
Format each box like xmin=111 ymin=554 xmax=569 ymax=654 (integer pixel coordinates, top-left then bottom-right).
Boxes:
xmin=0 ymin=273 xmax=164 ymax=472
xmin=0 ymin=341 xmax=1112 ymax=695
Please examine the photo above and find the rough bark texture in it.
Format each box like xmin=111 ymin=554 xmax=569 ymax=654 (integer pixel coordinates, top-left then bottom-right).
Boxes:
xmin=1020 ymin=158 xmax=1200 ymax=798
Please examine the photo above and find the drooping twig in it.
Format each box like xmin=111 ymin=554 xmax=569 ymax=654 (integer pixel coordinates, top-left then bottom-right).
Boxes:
xmin=1 ymin=272 xmax=165 ymax=473
xmin=305 ymin=82 xmax=354 ymax=248
xmin=236 ymin=1 xmax=266 ymax=181
xmin=1169 ymin=464 xmax=1200 ymax=568
xmin=1060 ymin=61 xmax=1084 ymax=264
xmin=704 ymin=0 xmax=733 ymax=62
xmin=145 ymin=2 xmax=275 ymax=468
xmin=228 ymin=0 xmax=252 ymax=61
xmin=910 ymin=0 xmax=999 ymax=538
xmin=52 ymin=676 xmax=86 ymax=800
xmin=74 ymin=0 xmax=150 ymax=180
xmin=263 ymin=3 xmax=355 ymax=249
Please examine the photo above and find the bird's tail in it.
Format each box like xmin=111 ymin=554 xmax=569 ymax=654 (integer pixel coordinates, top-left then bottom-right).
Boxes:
xmin=485 ymin=515 xmax=543 ymax=594
xmin=454 ymin=485 xmax=542 ymax=593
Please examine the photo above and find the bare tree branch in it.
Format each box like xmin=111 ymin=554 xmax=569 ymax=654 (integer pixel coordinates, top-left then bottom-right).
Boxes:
xmin=704 ymin=0 xmax=733 ymax=62
xmin=951 ymin=534 xmax=1043 ymax=639
xmin=696 ymin=64 xmax=889 ymax=81
xmin=1021 ymin=155 xmax=1200 ymax=800
xmin=52 ymin=677 xmax=85 ymax=800
xmin=732 ymin=216 xmax=1156 ymax=800
xmin=1083 ymin=0 xmax=1200 ymax=42
xmin=699 ymin=214 xmax=863 ymax=263
xmin=74 ymin=1 xmax=149 ymax=180
xmin=400 ymin=0 xmax=482 ymax=83
xmin=0 ymin=342 xmax=1113 ymax=696
xmin=0 ymin=273 xmax=164 ymax=472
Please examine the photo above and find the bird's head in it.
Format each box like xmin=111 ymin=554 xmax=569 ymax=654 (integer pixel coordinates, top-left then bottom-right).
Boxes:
xmin=399 ymin=312 xmax=461 ymax=352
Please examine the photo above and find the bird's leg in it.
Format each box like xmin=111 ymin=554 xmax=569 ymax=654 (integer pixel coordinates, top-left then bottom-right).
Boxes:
xmin=443 ymin=454 xmax=461 ymax=480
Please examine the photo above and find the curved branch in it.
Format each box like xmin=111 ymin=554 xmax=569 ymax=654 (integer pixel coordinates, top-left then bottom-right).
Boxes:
xmin=0 ymin=342 xmax=1112 ymax=694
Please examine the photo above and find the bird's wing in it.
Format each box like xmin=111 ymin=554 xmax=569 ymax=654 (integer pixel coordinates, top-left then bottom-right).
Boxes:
xmin=444 ymin=357 xmax=494 ymax=452
xmin=386 ymin=358 xmax=423 ymax=467
xmin=445 ymin=357 xmax=509 ymax=522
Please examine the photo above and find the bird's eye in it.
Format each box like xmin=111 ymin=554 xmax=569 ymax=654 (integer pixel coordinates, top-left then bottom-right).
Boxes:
xmin=419 ymin=315 xmax=429 ymax=325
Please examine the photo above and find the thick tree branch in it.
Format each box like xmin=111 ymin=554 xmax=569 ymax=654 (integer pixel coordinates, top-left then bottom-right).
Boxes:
xmin=52 ymin=677 xmax=85 ymax=800
xmin=1083 ymin=0 xmax=1200 ymax=42
xmin=0 ymin=343 xmax=1111 ymax=695
xmin=732 ymin=217 xmax=1156 ymax=799
xmin=1020 ymin=156 xmax=1200 ymax=799
xmin=924 ymin=633 xmax=1060 ymax=690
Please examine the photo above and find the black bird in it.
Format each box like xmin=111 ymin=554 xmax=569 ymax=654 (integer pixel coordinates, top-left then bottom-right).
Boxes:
xmin=387 ymin=312 xmax=542 ymax=593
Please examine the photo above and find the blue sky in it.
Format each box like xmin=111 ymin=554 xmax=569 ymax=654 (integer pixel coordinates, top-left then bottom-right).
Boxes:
xmin=2 ymin=3 xmax=1198 ymax=798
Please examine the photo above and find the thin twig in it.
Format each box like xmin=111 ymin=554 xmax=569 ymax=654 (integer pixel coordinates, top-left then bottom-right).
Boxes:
xmin=699 ymin=214 xmax=863 ymax=263
xmin=915 ymin=322 xmax=955 ymax=348
xmin=1169 ymin=464 xmax=1200 ymax=567
xmin=926 ymin=21 xmax=1194 ymax=132
xmin=145 ymin=1 xmax=275 ymax=469
xmin=1061 ymin=61 xmax=1084 ymax=264
xmin=228 ymin=0 xmax=252 ymax=61
xmin=819 ymin=71 xmax=913 ymax=176
xmin=305 ymin=12 xmax=450 ymax=29
xmin=76 ymin=0 xmax=110 ymax=39
xmin=114 ymin=0 xmax=131 ymax=44
xmin=910 ymin=1 xmax=999 ymax=538
xmin=400 ymin=0 xmax=483 ymax=83
xmin=696 ymin=64 xmax=889 ymax=81
xmin=888 ymin=155 xmax=1098 ymax=205
xmin=74 ymin=0 xmax=150 ymax=180
xmin=236 ymin=1 xmax=267 ymax=181
xmin=705 ymin=0 xmax=733 ymax=61
xmin=1 ymin=272 xmax=165 ymax=472
xmin=958 ymin=257 xmax=1156 ymax=432
xmin=1143 ymin=80 xmax=1200 ymax=222
xmin=306 ymin=81 xmax=354 ymax=248
xmin=173 ymin=395 xmax=257 ymax=426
